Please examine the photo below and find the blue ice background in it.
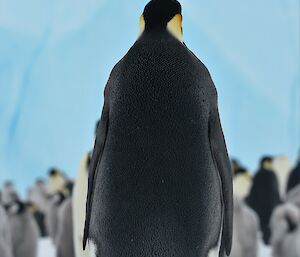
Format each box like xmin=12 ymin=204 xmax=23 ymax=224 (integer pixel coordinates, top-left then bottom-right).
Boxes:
xmin=0 ymin=0 xmax=299 ymax=195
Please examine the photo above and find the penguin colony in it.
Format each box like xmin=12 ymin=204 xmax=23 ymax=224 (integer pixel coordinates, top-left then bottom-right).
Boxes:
xmin=0 ymin=0 xmax=300 ymax=257
xmin=1 ymin=158 xmax=299 ymax=257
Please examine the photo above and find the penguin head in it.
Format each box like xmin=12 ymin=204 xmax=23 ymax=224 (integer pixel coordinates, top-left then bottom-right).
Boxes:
xmin=260 ymin=156 xmax=273 ymax=170
xmin=139 ymin=0 xmax=183 ymax=42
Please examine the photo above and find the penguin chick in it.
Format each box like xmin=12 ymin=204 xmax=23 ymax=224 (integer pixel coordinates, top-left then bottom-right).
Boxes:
xmin=45 ymin=192 xmax=66 ymax=244
xmin=56 ymin=198 xmax=75 ymax=257
xmin=230 ymin=195 xmax=259 ymax=257
xmin=7 ymin=200 xmax=39 ymax=257
xmin=270 ymin=203 xmax=300 ymax=257
xmin=1 ymin=181 xmax=19 ymax=205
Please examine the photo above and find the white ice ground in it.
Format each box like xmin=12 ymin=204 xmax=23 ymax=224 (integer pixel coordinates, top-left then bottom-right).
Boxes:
xmin=38 ymin=238 xmax=272 ymax=257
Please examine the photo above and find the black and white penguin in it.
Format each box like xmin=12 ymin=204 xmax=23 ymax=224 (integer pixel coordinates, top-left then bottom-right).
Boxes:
xmin=6 ymin=200 xmax=39 ymax=257
xmin=73 ymin=153 xmax=91 ymax=257
xmin=246 ymin=156 xmax=281 ymax=245
xmin=45 ymin=168 xmax=69 ymax=244
xmin=287 ymin=157 xmax=300 ymax=193
xmin=272 ymin=156 xmax=291 ymax=198
xmin=0 ymin=205 xmax=13 ymax=257
xmin=84 ymin=0 xmax=233 ymax=256
xmin=232 ymin=167 xmax=252 ymax=199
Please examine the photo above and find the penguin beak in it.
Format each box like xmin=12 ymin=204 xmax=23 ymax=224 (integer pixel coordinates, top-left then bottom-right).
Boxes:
xmin=167 ymin=14 xmax=183 ymax=42
xmin=138 ymin=15 xmax=146 ymax=37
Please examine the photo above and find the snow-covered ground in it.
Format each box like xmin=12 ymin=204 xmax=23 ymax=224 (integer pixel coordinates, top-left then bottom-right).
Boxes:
xmin=37 ymin=238 xmax=272 ymax=257
xmin=38 ymin=239 xmax=56 ymax=257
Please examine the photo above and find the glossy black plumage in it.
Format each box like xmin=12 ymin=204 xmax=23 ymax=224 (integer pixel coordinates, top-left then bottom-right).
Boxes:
xmin=84 ymin=1 xmax=233 ymax=256
xmin=246 ymin=168 xmax=281 ymax=244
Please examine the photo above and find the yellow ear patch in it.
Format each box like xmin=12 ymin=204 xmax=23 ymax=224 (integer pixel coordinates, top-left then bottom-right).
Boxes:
xmin=138 ymin=15 xmax=145 ymax=37
xmin=167 ymin=14 xmax=183 ymax=42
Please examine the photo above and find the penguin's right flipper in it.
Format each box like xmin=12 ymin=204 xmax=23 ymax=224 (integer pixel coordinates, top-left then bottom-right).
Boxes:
xmin=83 ymin=101 xmax=109 ymax=250
xmin=208 ymin=90 xmax=233 ymax=256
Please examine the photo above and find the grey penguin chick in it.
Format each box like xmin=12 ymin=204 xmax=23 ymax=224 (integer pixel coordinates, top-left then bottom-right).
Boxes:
xmin=270 ymin=203 xmax=300 ymax=257
xmin=230 ymin=195 xmax=259 ymax=257
xmin=84 ymin=0 xmax=233 ymax=256
xmin=56 ymin=197 xmax=75 ymax=257
xmin=7 ymin=200 xmax=39 ymax=257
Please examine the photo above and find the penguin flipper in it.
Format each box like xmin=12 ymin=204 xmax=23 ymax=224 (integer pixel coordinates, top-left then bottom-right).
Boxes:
xmin=83 ymin=102 xmax=109 ymax=250
xmin=208 ymin=94 xmax=233 ymax=256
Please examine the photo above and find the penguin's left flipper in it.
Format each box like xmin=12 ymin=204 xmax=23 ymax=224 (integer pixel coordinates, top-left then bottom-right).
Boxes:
xmin=208 ymin=91 xmax=233 ymax=256
xmin=83 ymin=101 xmax=109 ymax=250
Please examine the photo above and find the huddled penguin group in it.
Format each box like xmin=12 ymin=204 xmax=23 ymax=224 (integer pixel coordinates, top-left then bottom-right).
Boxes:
xmin=83 ymin=0 xmax=233 ymax=256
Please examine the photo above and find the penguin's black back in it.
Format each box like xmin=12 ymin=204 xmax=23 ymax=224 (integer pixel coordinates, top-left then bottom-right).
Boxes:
xmin=89 ymin=31 xmax=226 ymax=257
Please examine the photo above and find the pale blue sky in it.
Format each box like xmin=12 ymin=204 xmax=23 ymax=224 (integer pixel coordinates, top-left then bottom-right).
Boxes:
xmin=1 ymin=0 xmax=299 ymax=195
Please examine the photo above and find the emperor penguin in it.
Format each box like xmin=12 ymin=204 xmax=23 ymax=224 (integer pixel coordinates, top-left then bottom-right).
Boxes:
xmin=6 ymin=200 xmax=39 ymax=257
xmin=73 ymin=153 xmax=91 ymax=257
xmin=287 ymin=156 xmax=300 ymax=193
xmin=246 ymin=156 xmax=281 ymax=245
xmin=272 ymin=156 xmax=291 ymax=198
xmin=84 ymin=0 xmax=233 ymax=256
xmin=45 ymin=168 xmax=69 ymax=244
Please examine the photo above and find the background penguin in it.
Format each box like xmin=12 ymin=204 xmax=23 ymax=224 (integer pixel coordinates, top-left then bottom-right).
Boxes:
xmin=27 ymin=201 xmax=48 ymax=237
xmin=28 ymin=179 xmax=49 ymax=237
xmin=270 ymin=203 xmax=300 ymax=257
xmin=230 ymin=196 xmax=259 ymax=257
xmin=6 ymin=200 xmax=39 ymax=257
xmin=73 ymin=152 xmax=91 ymax=257
xmin=272 ymin=156 xmax=291 ymax=198
xmin=28 ymin=179 xmax=49 ymax=213
xmin=246 ymin=156 xmax=281 ymax=245
xmin=1 ymin=181 xmax=19 ymax=206
xmin=232 ymin=167 xmax=252 ymax=199
xmin=56 ymin=197 xmax=75 ymax=257
xmin=45 ymin=168 xmax=69 ymax=244
xmin=286 ymin=184 xmax=300 ymax=208
xmin=0 ymin=204 xmax=13 ymax=257
xmin=83 ymin=0 xmax=233 ymax=256
xmin=287 ymin=155 xmax=300 ymax=193
xmin=47 ymin=168 xmax=68 ymax=196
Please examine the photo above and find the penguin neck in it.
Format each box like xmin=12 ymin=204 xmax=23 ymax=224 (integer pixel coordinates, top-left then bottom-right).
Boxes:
xmin=143 ymin=27 xmax=182 ymax=42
